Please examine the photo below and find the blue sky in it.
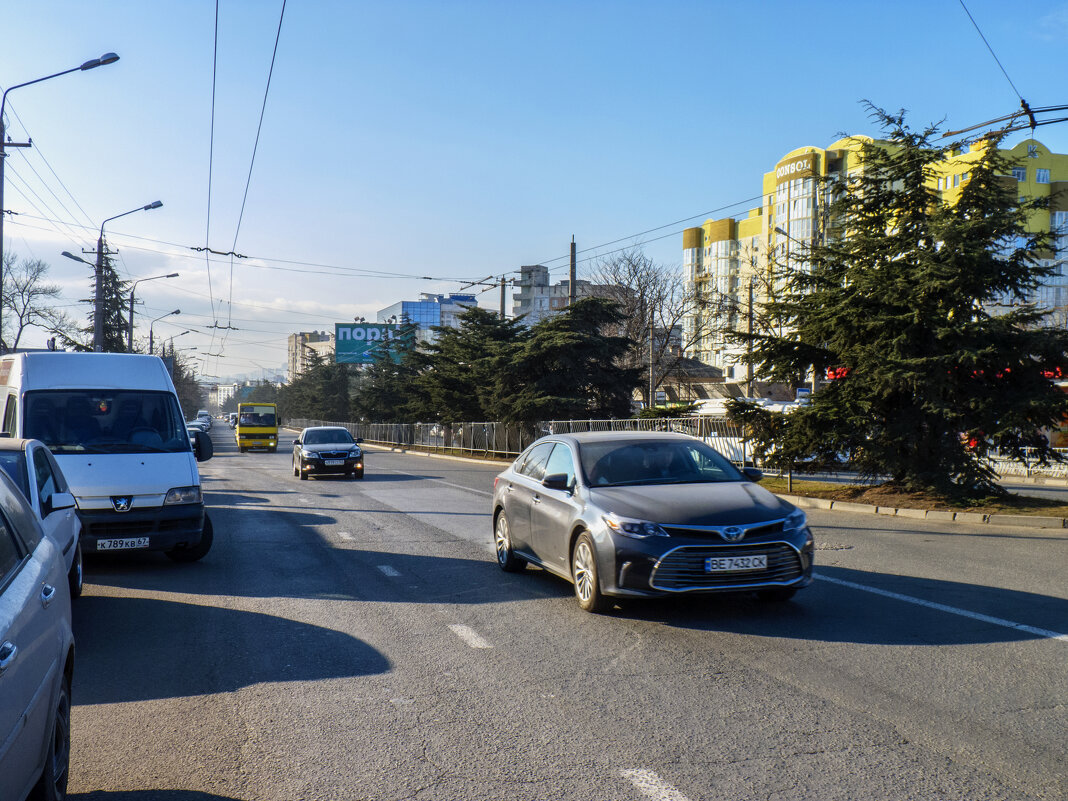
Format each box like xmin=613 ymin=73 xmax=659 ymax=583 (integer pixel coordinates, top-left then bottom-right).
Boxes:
xmin=3 ymin=0 xmax=1067 ymax=379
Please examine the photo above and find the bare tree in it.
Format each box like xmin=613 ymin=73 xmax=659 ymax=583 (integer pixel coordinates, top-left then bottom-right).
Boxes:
xmin=2 ymin=254 xmax=80 ymax=351
xmin=587 ymin=247 xmax=720 ymax=406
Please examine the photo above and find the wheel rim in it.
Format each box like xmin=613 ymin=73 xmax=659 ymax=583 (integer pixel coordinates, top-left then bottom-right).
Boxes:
xmin=494 ymin=515 xmax=510 ymax=564
xmin=51 ymin=689 xmax=71 ymax=795
xmin=573 ymin=541 xmax=595 ymax=602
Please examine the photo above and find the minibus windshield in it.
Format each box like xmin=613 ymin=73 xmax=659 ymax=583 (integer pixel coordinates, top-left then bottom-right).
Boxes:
xmin=25 ymin=390 xmax=192 ymax=454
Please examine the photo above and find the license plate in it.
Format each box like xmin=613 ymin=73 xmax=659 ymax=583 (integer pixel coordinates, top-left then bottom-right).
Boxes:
xmin=323 ymin=459 xmax=344 ymax=466
xmin=97 ymin=537 xmax=150 ymax=551
xmin=705 ymin=554 xmax=767 ymax=572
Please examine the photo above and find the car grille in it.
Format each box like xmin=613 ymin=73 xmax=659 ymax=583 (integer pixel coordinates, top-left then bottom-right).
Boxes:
xmin=316 ymin=450 xmax=351 ymax=460
xmin=650 ymin=543 xmax=803 ymax=591
xmin=662 ymin=521 xmax=785 ymax=539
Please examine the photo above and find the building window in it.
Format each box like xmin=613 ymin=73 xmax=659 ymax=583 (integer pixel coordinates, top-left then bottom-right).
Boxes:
xmin=953 ymin=174 xmax=960 ymax=187
xmin=937 ymin=177 xmax=943 ymax=190
xmin=1036 ymin=168 xmax=1050 ymax=184
xmin=1012 ymin=167 xmax=1027 ymax=182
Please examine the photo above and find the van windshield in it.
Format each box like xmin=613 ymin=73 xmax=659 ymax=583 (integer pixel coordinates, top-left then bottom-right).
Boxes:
xmin=25 ymin=390 xmax=192 ymax=454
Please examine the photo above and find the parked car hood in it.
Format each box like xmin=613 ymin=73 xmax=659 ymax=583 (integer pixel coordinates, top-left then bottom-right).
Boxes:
xmin=588 ymin=481 xmax=794 ymax=527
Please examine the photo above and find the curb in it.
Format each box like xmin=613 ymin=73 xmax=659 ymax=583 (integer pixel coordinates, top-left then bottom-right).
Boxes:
xmin=778 ymin=494 xmax=1068 ymax=530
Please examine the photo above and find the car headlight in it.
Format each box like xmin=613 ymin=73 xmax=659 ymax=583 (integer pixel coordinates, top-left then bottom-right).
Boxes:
xmin=603 ymin=513 xmax=669 ymax=539
xmin=301 ymin=449 xmax=319 ymax=459
xmin=165 ymin=486 xmax=202 ymax=505
xmin=350 ymin=447 xmax=362 ymax=457
xmin=784 ymin=509 xmax=808 ymax=532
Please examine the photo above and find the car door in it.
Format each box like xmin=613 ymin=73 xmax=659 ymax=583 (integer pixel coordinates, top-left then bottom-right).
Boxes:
xmin=0 ymin=506 xmax=63 ymax=801
xmin=500 ymin=442 xmax=554 ymax=556
xmin=30 ymin=444 xmax=78 ymax=571
xmin=529 ymin=443 xmax=581 ymax=570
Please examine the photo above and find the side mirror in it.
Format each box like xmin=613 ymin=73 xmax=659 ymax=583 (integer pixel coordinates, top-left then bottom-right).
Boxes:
xmin=50 ymin=491 xmax=76 ymax=512
xmin=194 ymin=430 xmax=214 ymax=462
xmin=742 ymin=466 xmax=763 ymax=482
xmin=294 ymin=438 xmax=302 ymax=446
xmin=356 ymin=437 xmax=364 ymax=443
xmin=542 ymin=473 xmax=572 ymax=492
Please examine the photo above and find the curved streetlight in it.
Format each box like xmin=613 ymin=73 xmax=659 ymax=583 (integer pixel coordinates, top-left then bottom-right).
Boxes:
xmin=94 ymin=201 xmax=163 ymax=351
xmin=128 ymin=271 xmax=179 ymax=352
xmin=148 ymin=309 xmax=180 ymax=355
xmin=0 ymin=53 xmax=120 ymax=352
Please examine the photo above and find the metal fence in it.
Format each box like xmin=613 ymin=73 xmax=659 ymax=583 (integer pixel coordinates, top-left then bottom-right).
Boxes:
xmin=286 ymin=416 xmax=749 ymax=463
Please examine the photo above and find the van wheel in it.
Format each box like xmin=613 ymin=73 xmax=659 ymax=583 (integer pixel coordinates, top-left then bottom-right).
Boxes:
xmin=167 ymin=514 xmax=213 ymax=562
xmin=31 ymin=672 xmax=70 ymax=801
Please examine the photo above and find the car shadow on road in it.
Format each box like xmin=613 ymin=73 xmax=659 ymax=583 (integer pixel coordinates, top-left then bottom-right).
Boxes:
xmin=72 ymin=793 xmax=248 ymax=801
xmin=72 ymin=596 xmax=390 ymax=704
xmin=625 ymin=564 xmax=1068 ymax=646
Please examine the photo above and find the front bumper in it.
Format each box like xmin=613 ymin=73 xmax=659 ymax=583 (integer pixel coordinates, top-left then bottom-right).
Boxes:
xmin=78 ymin=502 xmax=206 ymax=553
xmin=599 ymin=528 xmax=815 ymax=597
xmin=301 ymin=456 xmax=363 ymax=475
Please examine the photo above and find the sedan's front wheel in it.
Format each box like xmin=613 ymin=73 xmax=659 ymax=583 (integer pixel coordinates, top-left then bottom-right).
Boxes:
xmin=571 ymin=532 xmax=609 ymax=613
xmin=494 ymin=512 xmax=525 ymax=572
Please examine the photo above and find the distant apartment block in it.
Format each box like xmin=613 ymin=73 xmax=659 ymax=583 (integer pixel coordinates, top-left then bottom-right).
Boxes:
xmin=511 ymin=265 xmax=615 ymax=325
xmin=287 ymin=331 xmax=334 ymax=381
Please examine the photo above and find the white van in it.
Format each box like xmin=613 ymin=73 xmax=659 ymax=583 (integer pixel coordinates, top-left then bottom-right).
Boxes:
xmin=0 ymin=352 xmax=214 ymax=562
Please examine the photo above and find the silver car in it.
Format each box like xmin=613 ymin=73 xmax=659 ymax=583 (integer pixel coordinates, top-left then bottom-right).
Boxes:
xmin=491 ymin=431 xmax=814 ymax=613
xmin=0 ymin=439 xmax=83 ymax=599
xmin=0 ymin=468 xmax=74 ymax=801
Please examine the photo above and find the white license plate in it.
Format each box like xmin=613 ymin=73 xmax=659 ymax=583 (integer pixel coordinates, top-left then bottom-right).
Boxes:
xmin=705 ymin=554 xmax=767 ymax=572
xmin=323 ymin=459 xmax=345 ymax=466
xmin=98 ymin=537 xmax=150 ymax=551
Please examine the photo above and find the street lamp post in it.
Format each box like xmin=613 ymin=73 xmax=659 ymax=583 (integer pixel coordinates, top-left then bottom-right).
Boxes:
xmin=148 ymin=309 xmax=180 ymax=355
xmin=129 ymin=272 xmax=178 ymax=352
xmin=0 ymin=52 xmax=119 ymax=352
xmin=93 ymin=201 xmax=163 ymax=351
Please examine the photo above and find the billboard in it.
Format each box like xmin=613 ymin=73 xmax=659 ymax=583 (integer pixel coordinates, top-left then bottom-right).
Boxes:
xmin=335 ymin=323 xmax=414 ymax=364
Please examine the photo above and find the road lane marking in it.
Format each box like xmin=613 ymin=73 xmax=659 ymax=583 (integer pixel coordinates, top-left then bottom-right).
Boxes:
xmin=621 ymin=769 xmax=691 ymax=801
xmin=377 ymin=565 xmax=400 ymax=577
xmin=338 ymin=531 xmax=354 ymax=541
xmin=376 ymin=468 xmax=493 ymax=497
xmin=448 ymin=624 xmax=492 ymax=649
xmin=815 ymin=573 xmax=1068 ymax=643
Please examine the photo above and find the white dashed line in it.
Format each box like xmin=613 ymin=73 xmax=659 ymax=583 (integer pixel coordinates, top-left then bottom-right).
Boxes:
xmin=377 ymin=565 xmax=400 ymax=577
xmin=448 ymin=624 xmax=492 ymax=649
xmin=621 ymin=769 xmax=691 ymax=801
xmin=815 ymin=573 xmax=1068 ymax=643
xmin=338 ymin=531 xmax=354 ymax=542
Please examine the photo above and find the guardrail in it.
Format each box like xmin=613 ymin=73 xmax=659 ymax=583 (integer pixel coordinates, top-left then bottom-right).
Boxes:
xmin=284 ymin=418 xmax=1068 ymax=480
xmin=286 ymin=416 xmax=750 ymax=463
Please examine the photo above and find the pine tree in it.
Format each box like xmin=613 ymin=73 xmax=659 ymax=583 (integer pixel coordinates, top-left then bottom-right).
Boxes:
xmin=741 ymin=107 xmax=1068 ymax=496
xmin=500 ymin=297 xmax=640 ymax=422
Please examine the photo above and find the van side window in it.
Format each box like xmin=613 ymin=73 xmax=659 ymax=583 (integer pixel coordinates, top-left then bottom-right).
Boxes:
xmin=2 ymin=394 xmax=16 ymax=436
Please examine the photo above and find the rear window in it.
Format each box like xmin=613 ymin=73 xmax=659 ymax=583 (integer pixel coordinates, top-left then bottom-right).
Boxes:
xmin=25 ymin=390 xmax=191 ymax=454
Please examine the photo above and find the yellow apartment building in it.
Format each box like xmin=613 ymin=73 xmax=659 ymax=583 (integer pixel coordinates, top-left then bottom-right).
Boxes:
xmin=683 ymin=136 xmax=1068 ymax=377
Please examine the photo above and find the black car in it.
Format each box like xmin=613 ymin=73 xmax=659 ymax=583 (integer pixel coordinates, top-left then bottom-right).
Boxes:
xmin=293 ymin=426 xmax=365 ymax=480
xmin=491 ymin=431 xmax=814 ymax=613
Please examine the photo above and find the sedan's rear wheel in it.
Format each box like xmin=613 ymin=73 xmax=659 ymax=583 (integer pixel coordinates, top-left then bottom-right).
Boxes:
xmin=571 ymin=532 xmax=609 ymax=613
xmin=493 ymin=512 xmax=525 ymax=572
xmin=31 ymin=672 xmax=70 ymax=801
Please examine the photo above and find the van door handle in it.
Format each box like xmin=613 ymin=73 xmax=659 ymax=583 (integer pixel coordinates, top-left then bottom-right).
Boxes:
xmin=0 ymin=641 xmax=17 ymax=674
xmin=40 ymin=584 xmax=57 ymax=608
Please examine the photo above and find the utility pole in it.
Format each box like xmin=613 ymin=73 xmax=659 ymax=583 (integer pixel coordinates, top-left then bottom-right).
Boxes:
xmin=569 ymin=236 xmax=576 ymax=306
xmin=747 ymin=277 xmax=754 ymax=398
xmin=648 ymin=305 xmax=655 ymax=409
xmin=499 ymin=276 xmax=507 ymax=320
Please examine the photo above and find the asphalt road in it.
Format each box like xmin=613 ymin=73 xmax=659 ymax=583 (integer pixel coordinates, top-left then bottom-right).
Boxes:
xmin=65 ymin=427 xmax=1068 ymax=801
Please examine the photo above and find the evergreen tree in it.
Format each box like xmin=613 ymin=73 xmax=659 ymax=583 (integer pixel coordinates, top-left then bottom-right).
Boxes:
xmin=279 ymin=350 xmax=349 ymax=421
xmin=499 ymin=297 xmax=640 ymax=422
xmin=409 ymin=307 xmax=529 ymax=421
xmin=351 ymin=348 xmax=423 ymax=422
xmin=84 ymin=252 xmax=131 ymax=352
xmin=739 ymin=107 xmax=1068 ymax=496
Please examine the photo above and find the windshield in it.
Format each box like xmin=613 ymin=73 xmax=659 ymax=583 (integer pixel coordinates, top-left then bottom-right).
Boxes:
xmin=238 ymin=407 xmax=276 ymax=427
xmin=303 ymin=429 xmax=354 ymax=445
xmin=0 ymin=451 xmax=29 ymax=497
xmin=25 ymin=390 xmax=192 ymax=454
xmin=580 ymin=439 xmax=744 ymax=487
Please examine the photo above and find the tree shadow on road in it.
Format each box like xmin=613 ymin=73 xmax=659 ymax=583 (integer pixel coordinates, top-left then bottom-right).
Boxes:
xmin=72 ymin=596 xmax=390 ymax=704
xmin=72 ymin=793 xmax=249 ymax=801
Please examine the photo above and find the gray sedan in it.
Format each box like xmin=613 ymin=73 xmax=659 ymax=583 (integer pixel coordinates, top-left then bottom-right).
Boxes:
xmin=491 ymin=431 xmax=814 ymax=613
